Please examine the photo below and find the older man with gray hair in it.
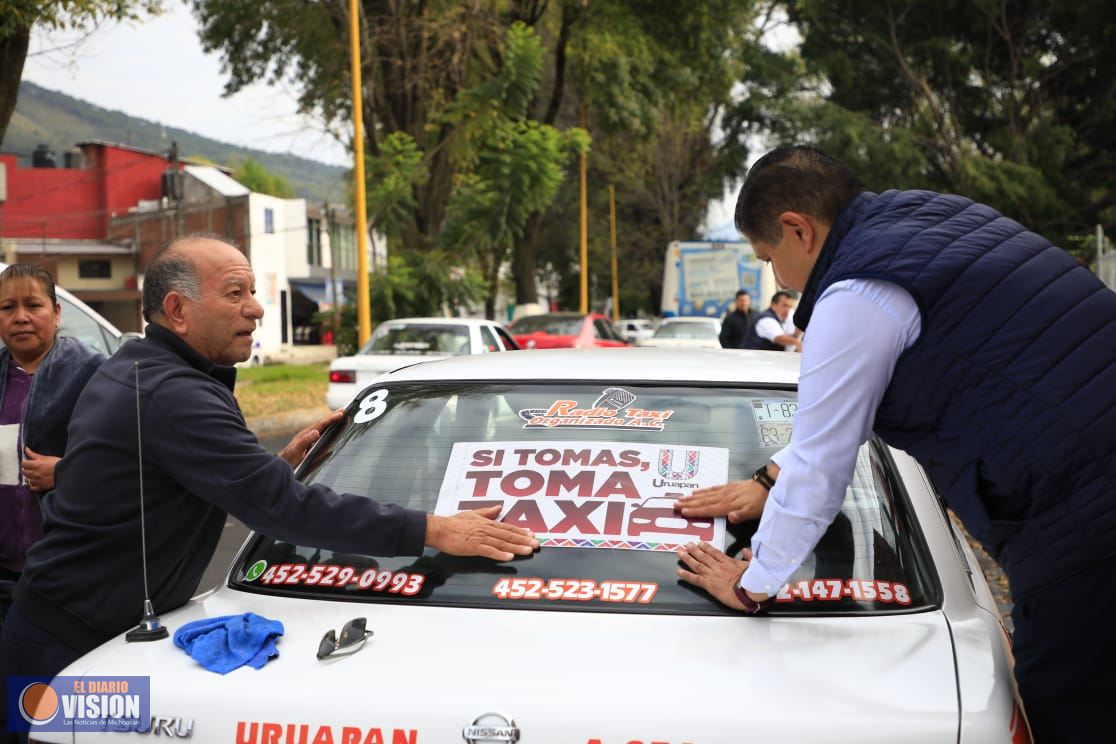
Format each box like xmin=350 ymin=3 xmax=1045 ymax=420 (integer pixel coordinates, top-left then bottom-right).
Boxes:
xmin=0 ymin=236 xmax=537 ymax=699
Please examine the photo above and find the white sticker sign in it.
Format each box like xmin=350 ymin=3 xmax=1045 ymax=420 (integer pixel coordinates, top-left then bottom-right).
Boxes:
xmin=435 ymin=441 xmax=729 ymax=552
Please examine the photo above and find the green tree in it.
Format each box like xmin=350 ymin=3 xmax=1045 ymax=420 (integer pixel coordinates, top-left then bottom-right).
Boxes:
xmin=440 ymin=22 xmax=589 ymax=318
xmin=232 ymin=157 xmax=297 ymax=197
xmin=538 ymin=0 xmax=761 ymax=314
xmin=753 ymin=0 xmax=1116 ymax=249
xmin=192 ymin=0 xmax=763 ymax=315
xmin=0 ymin=0 xmax=159 ymax=146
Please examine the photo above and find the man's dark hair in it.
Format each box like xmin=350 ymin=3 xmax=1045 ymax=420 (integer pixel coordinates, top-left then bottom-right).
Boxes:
xmin=142 ymin=240 xmax=204 ymax=322
xmin=771 ymin=290 xmax=794 ymax=305
xmin=735 ymin=290 xmax=749 ymax=299
xmin=0 ymin=263 xmax=57 ymax=305
xmin=735 ymin=146 xmax=863 ymax=244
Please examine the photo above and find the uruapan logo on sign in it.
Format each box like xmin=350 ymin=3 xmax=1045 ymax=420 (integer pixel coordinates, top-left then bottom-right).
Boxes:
xmin=7 ymin=676 xmax=150 ymax=733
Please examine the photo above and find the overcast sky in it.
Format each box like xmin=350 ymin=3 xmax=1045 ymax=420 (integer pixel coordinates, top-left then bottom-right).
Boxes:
xmin=23 ymin=0 xmax=351 ymax=166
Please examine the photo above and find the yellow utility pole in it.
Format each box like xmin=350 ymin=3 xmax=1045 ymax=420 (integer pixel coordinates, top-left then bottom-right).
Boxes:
xmin=349 ymin=0 xmax=372 ymax=346
xmin=579 ymin=104 xmax=589 ymax=314
xmin=609 ymin=184 xmax=619 ymax=322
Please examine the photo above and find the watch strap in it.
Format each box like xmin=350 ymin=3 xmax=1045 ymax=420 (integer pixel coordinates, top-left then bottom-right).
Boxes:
xmin=751 ymin=464 xmax=775 ymax=491
xmin=733 ymin=584 xmax=777 ymax=615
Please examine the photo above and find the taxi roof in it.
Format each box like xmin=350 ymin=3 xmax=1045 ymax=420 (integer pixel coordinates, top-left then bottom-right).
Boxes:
xmin=379 ymin=347 xmax=801 ymax=385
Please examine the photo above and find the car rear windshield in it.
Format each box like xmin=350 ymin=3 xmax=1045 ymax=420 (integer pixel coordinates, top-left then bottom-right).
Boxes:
xmin=360 ymin=324 xmax=470 ymax=355
xmin=232 ymin=382 xmax=938 ymax=616
xmin=510 ymin=315 xmax=582 ymax=335
xmin=654 ymin=322 xmax=719 ymax=339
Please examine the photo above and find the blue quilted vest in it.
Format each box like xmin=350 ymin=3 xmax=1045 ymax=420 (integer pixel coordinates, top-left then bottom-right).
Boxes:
xmin=743 ymin=309 xmax=786 ymax=351
xmin=795 ymin=190 xmax=1116 ymax=599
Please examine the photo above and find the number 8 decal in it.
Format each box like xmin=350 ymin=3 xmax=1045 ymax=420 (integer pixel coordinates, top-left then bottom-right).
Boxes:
xmin=354 ymin=388 xmax=389 ymax=424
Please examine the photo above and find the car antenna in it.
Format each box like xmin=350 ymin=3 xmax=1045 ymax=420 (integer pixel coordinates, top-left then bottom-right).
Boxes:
xmin=125 ymin=361 xmax=169 ymax=643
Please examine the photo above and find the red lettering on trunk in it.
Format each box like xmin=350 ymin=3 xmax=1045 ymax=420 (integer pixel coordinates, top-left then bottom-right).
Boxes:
xmin=235 ymin=722 xmax=258 ymax=744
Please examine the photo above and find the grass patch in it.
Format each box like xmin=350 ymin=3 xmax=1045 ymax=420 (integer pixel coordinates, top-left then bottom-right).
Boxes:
xmin=235 ymin=362 xmax=329 ymax=419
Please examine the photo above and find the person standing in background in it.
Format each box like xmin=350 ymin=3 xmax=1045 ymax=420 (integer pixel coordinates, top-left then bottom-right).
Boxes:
xmin=743 ymin=291 xmax=802 ymax=352
xmin=0 ymin=265 xmax=104 ymax=636
xmin=719 ymin=290 xmax=757 ymax=348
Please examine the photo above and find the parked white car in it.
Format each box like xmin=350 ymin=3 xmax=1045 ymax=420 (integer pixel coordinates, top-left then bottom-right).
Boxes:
xmin=36 ymin=349 xmax=1030 ymax=743
xmin=637 ymin=315 xmax=722 ymax=349
xmin=617 ymin=317 xmax=655 ymax=344
xmin=325 ymin=317 xmax=519 ymax=408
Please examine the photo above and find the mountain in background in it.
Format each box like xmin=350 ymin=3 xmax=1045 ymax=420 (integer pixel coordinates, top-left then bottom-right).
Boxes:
xmin=4 ymin=81 xmax=348 ymax=204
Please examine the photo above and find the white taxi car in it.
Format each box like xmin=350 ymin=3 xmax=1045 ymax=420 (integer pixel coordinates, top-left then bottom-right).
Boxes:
xmin=325 ymin=317 xmax=519 ymax=408
xmin=38 ymin=349 xmax=1029 ymax=743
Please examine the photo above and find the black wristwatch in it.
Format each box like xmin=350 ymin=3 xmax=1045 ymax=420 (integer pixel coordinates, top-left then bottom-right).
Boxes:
xmin=733 ymin=584 xmax=777 ymax=615
xmin=751 ymin=464 xmax=775 ymax=491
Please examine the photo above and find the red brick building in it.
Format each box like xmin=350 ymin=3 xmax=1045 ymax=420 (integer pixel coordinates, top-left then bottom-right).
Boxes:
xmin=0 ymin=141 xmax=184 ymax=330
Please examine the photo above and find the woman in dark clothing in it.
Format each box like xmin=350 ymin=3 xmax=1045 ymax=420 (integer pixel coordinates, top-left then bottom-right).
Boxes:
xmin=0 ymin=264 xmax=104 ymax=634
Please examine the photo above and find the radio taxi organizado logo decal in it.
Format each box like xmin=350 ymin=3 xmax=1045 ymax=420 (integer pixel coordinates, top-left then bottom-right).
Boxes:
xmin=463 ymin=712 xmax=520 ymax=744
xmin=7 ymin=676 xmax=149 ymax=733
xmin=518 ymin=387 xmax=674 ymax=431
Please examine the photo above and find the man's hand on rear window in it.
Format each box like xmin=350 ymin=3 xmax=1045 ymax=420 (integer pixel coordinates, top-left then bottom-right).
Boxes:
xmin=425 ymin=505 xmax=541 ymax=561
xmin=278 ymin=409 xmax=344 ymax=467
xmin=675 ymin=479 xmax=769 ymax=523
xmin=676 ymin=542 xmax=755 ymax=610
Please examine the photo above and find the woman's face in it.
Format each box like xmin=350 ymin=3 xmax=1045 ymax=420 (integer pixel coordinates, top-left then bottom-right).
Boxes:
xmin=0 ymin=277 xmax=61 ymax=368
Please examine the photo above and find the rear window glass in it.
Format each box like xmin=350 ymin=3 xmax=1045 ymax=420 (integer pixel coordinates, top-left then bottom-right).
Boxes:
xmin=510 ymin=315 xmax=582 ymax=335
xmin=360 ymin=324 xmax=470 ymax=356
xmin=233 ymin=383 xmax=937 ymax=616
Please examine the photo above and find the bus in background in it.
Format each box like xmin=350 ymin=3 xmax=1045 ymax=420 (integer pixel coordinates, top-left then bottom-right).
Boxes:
xmin=660 ymin=241 xmax=777 ymax=318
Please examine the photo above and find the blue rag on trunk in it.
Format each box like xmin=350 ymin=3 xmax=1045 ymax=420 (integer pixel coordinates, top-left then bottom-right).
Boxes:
xmin=173 ymin=613 xmax=284 ymax=674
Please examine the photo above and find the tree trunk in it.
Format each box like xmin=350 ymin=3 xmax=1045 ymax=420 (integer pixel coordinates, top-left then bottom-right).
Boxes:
xmin=513 ymin=213 xmax=542 ymax=304
xmin=0 ymin=26 xmax=31 ymax=148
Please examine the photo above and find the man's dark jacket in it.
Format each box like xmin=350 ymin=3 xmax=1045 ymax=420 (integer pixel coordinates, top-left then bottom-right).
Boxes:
xmin=795 ymin=189 xmax=1116 ymax=600
xmin=15 ymin=325 xmax=426 ymax=653
xmin=719 ymin=308 xmax=756 ymax=348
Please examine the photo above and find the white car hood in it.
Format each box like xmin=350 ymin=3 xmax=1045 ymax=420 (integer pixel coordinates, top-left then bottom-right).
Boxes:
xmin=47 ymin=588 xmax=961 ymax=743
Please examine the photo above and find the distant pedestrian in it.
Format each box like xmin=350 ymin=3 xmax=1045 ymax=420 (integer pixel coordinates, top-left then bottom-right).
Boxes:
xmin=719 ymin=290 xmax=757 ymax=348
xmin=675 ymin=145 xmax=1116 ymax=743
xmin=742 ymin=290 xmax=801 ymax=352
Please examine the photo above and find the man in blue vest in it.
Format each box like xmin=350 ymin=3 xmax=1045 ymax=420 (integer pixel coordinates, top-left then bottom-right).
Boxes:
xmin=674 ymin=145 xmax=1116 ymax=742
xmin=743 ymin=290 xmax=801 ymax=351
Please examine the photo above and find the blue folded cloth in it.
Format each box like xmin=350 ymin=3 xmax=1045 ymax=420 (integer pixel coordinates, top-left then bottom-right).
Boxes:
xmin=173 ymin=613 xmax=284 ymax=674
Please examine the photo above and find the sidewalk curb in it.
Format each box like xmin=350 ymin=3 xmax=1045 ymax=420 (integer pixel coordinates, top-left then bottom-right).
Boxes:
xmin=247 ymin=406 xmax=332 ymax=439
